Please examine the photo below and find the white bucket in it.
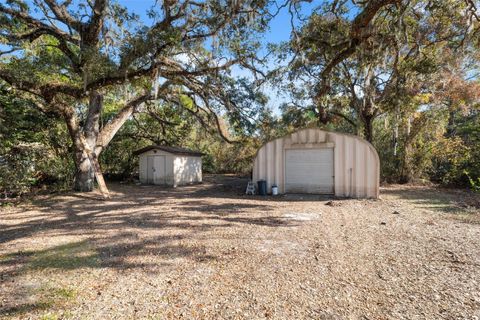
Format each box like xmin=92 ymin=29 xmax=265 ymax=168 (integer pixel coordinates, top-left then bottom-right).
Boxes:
xmin=271 ymin=186 xmax=278 ymax=196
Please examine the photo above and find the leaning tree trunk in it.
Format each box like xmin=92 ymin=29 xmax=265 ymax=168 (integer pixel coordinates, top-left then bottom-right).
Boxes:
xmin=65 ymin=91 xmax=109 ymax=195
xmin=72 ymin=92 xmax=102 ymax=192
xmin=63 ymin=91 xmax=149 ymax=194
xmin=73 ymin=141 xmax=109 ymax=196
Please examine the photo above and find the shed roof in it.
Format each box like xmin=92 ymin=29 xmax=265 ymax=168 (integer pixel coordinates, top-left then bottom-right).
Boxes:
xmin=133 ymin=145 xmax=204 ymax=157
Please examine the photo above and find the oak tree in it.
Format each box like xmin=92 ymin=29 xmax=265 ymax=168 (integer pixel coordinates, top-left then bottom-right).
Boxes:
xmin=0 ymin=0 xmax=267 ymax=193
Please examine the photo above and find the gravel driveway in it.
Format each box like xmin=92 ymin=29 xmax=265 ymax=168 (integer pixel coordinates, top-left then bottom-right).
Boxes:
xmin=1 ymin=175 xmax=479 ymax=319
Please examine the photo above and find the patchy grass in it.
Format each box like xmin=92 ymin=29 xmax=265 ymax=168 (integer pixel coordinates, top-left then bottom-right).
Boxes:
xmin=0 ymin=241 xmax=92 ymax=318
xmin=1 ymin=301 xmax=54 ymax=318
xmin=448 ymin=211 xmax=480 ymax=224
xmin=40 ymin=286 xmax=77 ymax=301
xmin=2 ymin=240 xmax=99 ymax=271
xmin=39 ymin=314 xmax=60 ymax=320
xmin=28 ymin=241 xmax=99 ymax=270
xmin=1 ymin=284 xmax=77 ymax=318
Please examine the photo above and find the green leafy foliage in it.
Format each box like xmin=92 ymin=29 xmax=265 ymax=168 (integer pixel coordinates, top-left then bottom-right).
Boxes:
xmin=465 ymin=171 xmax=480 ymax=193
xmin=0 ymin=85 xmax=73 ymax=197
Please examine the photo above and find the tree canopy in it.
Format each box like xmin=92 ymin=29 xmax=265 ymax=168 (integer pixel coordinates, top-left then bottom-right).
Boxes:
xmin=0 ymin=0 xmax=269 ymax=194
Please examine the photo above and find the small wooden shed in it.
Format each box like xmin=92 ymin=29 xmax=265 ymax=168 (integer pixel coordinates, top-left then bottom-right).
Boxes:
xmin=134 ymin=146 xmax=203 ymax=187
xmin=252 ymin=128 xmax=380 ymax=198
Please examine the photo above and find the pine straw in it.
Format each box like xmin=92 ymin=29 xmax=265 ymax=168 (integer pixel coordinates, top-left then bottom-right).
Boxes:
xmin=1 ymin=175 xmax=479 ymax=319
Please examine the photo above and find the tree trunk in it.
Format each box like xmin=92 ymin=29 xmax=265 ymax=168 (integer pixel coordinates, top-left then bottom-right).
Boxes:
xmin=84 ymin=147 xmax=110 ymax=197
xmin=63 ymin=92 xmax=148 ymax=194
xmin=65 ymin=91 xmax=108 ymax=194
xmin=73 ymin=143 xmax=109 ymax=196
xmin=74 ymin=151 xmax=95 ymax=191
xmin=363 ymin=114 xmax=374 ymax=143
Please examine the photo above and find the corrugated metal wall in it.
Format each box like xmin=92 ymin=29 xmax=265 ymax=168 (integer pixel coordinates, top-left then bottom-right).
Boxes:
xmin=252 ymin=128 xmax=380 ymax=198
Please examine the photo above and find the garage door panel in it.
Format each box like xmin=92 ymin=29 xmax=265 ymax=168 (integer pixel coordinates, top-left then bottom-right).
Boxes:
xmin=285 ymin=149 xmax=334 ymax=194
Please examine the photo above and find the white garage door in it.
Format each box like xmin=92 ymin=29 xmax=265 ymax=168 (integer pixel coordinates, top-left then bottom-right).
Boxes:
xmin=285 ymin=148 xmax=334 ymax=194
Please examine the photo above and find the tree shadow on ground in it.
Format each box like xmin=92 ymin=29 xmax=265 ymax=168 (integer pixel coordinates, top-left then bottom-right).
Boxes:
xmin=0 ymin=196 xmax=294 ymax=245
xmin=0 ymin=174 xmax=335 ymax=317
xmin=0 ymin=175 xmax=309 ymax=317
xmin=0 ymin=235 xmax=216 ymax=273
xmin=0 ymin=211 xmax=290 ymax=296
xmin=3 ymin=176 xmax=476 ymax=317
xmin=1 ymin=174 xmax=327 ymax=246
xmin=381 ymin=186 xmax=480 ymax=215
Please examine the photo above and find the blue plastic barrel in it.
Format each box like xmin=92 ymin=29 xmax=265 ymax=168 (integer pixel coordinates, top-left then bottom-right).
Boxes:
xmin=257 ymin=180 xmax=267 ymax=196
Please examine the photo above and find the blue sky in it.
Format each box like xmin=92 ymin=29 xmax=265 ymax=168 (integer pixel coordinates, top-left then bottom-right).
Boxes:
xmin=115 ymin=0 xmax=308 ymax=112
xmin=10 ymin=0 xmax=319 ymax=112
xmin=117 ymin=0 xmax=296 ymax=43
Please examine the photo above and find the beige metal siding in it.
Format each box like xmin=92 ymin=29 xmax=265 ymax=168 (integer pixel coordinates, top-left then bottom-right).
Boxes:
xmin=252 ymin=128 xmax=380 ymax=198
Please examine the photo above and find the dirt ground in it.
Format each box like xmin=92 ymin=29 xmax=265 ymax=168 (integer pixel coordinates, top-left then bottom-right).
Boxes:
xmin=1 ymin=175 xmax=480 ymax=320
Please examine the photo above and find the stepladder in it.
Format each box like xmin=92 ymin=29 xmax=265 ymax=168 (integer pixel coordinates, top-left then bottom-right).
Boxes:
xmin=245 ymin=181 xmax=256 ymax=195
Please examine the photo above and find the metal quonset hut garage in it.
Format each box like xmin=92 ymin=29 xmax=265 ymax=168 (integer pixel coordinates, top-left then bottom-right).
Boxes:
xmin=134 ymin=146 xmax=203 ymax=187
xmin=252 ymin=128 xmax=380 ymax=198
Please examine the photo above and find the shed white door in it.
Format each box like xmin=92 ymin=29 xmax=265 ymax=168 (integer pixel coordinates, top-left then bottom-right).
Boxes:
xmin=147 ymin=155 xmax=166 ymax=184
xmin=285 ymin=148 xmax=334 ymax=194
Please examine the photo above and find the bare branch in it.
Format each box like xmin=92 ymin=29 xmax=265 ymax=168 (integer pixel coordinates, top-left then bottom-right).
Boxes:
xmin=43 ymin=0 xmax=84 ymax=31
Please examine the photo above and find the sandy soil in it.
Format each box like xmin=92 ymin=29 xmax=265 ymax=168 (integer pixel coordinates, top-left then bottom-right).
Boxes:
xmin=1 ymin=175 xmax=480 ymax=320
